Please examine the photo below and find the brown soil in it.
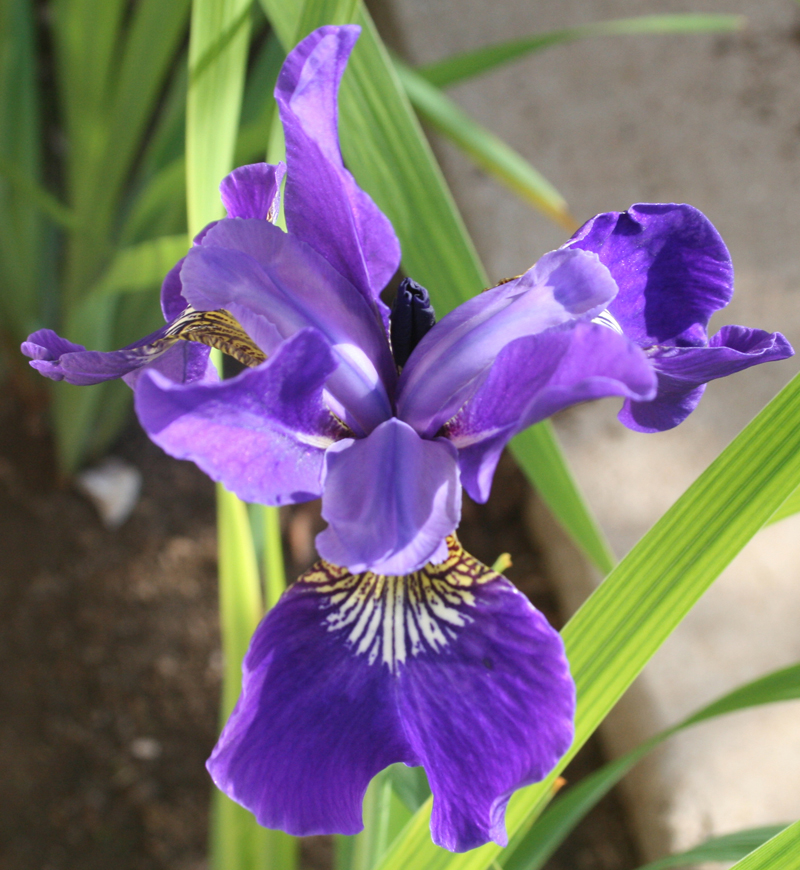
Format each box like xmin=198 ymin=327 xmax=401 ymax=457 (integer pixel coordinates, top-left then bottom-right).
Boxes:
xmin=0 ymin=390 xmax=639 ymax=870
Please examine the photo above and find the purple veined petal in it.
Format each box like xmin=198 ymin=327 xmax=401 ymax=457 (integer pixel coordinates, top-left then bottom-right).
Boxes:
xmin=448 ymin=322 xmax=657 ymax=503
xmin=220 ymin=162 xmax=286 ymax=222
xmin=397 ymin=248 xmax=619 ymax=437
xmin=568 ymin=203 xmax=733 ymax=346
xmin=619 ymin=324 xmax=794 ymax=433
xmin=135 ymin=328 xmax=344 ymax=505
xmin=181 ymin=217 xmax=396 ymax=436
xmin=395 ymin=542 xmax=575 ymax=851
xmin=22 ymin=324 xmax=179 ymax=385
xmin=207 ymin=538 xmax=574 ymax=852
xmin=315 ymin=417 xmax=462 ymax=574
xmin=207 ymin=560 xmax=420 ymax=837
xmin=276 ymin=25 xmax=400 ymax=315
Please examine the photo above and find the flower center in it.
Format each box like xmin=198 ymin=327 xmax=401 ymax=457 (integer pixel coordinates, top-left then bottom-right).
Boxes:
xmin=167 ymin=307 xmax=267 ymax=368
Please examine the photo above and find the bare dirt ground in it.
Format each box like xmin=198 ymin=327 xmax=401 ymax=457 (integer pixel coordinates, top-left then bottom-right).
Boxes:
xmin=0 ymin=389 xmax=639 ymax=870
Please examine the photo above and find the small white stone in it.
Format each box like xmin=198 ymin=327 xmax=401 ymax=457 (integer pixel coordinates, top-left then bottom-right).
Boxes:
xmin=76 ymin=457 xmax=142 ymax=529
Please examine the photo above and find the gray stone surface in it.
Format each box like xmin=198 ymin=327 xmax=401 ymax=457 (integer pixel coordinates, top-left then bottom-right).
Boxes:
xmin=384 ymin=0 xmax=800 ymax=860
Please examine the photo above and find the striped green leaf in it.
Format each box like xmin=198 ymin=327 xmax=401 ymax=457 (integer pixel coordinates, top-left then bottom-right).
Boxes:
xmin=418 ymin=15 xmax=746 ymax=89
xmin=394 ymin=59 xmax=575 ymax=231
xmin=373 ymin=371 xmax=800 ymax=870
xmin=502 ymin=663 xmax=800 ymax=870
xmin=725 ymin=821 xmax=800 ymax=870
xmin=634 ymin=826 xmax=789 ymax=870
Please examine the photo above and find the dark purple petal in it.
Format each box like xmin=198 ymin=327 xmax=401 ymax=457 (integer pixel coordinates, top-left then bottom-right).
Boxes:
xmin=276 ymin=25 xmax=400 ymax=311
xmin=135 ymin=328 xmax=343 ymax=505
xmin=23 ymin=325 xmax=176 ymax=385
xmin=396 ymin=550 xmax=574 ymax=851
xmin=182 ymin=217 xmax=396 ymax=435
xmin=161 ymin=257 xmax=188 ymax=321
xmin=220 ymin=162 xmax=286 ymax=221
xmin=619 ymin=325 xmax=794 ymax=433
xmin=398 ymin=249 xmax=618 ymax=437
xmin=448 ymin=322 xmax=657 ymax=503
xmin=207 ymin=539 xmax=574 ymax=851
xmin=316 ymin=418 xmax=461 ymax=574
xmin=569 ymin=203 xmax=733 ymax=346
xmin=206 ymin=563 xmax=417 ymax=836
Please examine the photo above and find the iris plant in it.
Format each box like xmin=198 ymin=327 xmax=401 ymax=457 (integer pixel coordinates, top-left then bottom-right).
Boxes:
xmin=22 ymin=24 xmax=792 ymax=853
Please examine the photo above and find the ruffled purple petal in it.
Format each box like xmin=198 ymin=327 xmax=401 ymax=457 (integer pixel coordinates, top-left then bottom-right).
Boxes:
xmin=276 ymin=25 xmax=400 ymax=312
xmin=207 ymin=563 xmax=417 ymax=836
xmin=397 ymin=248 xmax=619 ymax=437
xmin=448 ymin=322 xmax=657 ymax=503
xmin=161 ymin=257 xmax=188 ymax=321
xmin=569 ymin=203 xmax=733 ymax=346
xmin=396 ymin=552 xmax=574 ymax=851
xmin=23 ymin=325 xmax=176 ymax=385
xmin=207 ymin=540 xmax=574 ymax=852
xmin=620 ymin=325 xmax=794 ymax=433
xmin=181 ymin=217 xmax=396 ymax=435
xmin=315 ymin=418 xmax=461 ymax=574
xmin=220 ymin=162 xmax=286 ymax=222
xmin=134 ymin=328 xmax=343 ymax=505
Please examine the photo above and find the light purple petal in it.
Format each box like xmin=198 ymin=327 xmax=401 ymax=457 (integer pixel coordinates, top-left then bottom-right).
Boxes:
xmin=181 ymin=217 xmax=396 ymax=435
xmin=207 ymin=540 xmax=574 ymax=852
xmin=448 ymin=322 xmax=657 ymax=503
xmin=316 ymin=418 xmax=461 ymax=574
xmin=220 ymin=162 xmax=286 ymax=222
xmin=276 ymin=25 xmax=400 ymax=312
xmin=620 ymin=325 xmax=794 ymax=433
xmin=123 ymin=341 xmax=215 ymax=389
xmin=23 ymin=325 xmax=175 ymax=385
xmin=569 ymin=203 xmax=733 ymax=346
xmin=397 ymin=248 xmax=619 ymax=437
xmin=134 ymin=328 xmax=343 ymax=505
xmin=207 ymin=566 xmax=417 ymax=836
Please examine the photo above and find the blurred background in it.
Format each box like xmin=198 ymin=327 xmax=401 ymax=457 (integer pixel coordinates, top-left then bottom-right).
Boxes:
xmin=2 ymin=1 xmax=800 ymax=868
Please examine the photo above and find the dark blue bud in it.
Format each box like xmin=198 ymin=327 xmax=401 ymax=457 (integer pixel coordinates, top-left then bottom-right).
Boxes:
xmin=390 ymin=278 xmax=437 ymax=368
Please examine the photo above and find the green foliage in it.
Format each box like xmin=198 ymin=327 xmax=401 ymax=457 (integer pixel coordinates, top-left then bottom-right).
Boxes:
xmin=634 ymin=826 xmax=789 ymax=870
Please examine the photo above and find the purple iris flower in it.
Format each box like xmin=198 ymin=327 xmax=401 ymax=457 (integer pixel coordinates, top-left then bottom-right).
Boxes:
xmin=20 ymin=23 xmax=792 ymax=853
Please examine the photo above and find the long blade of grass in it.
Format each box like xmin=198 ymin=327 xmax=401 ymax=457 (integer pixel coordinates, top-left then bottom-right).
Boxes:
xmin=634 ymin=826 xmax=789 ymax=870
xmin=394 ymin=59 xmax=575 ymax=231
xmin=87 ymin=235 xmax=190 ymax=297
xmin=725 ymin=821 xmax=800 ymax=870
xmin=502 ymin=663 xmax=800 ymax=870
xmin=766 ymin=484 xmax=800 ymax=526
xmin=373 ymin=370 xmax=800 ymax=870
xmin=418 ymin=15 xmax=746 ymax=89
xmin=0 ymin=0 xmax=44 ymax=341
xmin=259 ymin=0 xmax=611 ymax=571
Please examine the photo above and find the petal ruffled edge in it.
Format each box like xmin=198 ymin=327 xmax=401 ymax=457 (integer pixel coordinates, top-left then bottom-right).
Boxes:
xmin=619 ymin=324 xmax=794 ymax=432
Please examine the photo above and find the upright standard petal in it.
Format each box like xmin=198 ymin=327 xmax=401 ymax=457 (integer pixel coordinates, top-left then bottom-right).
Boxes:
xmin=220 ymin=162 xmax=286 ymax=222
xmin=207 ymin=538 xmax=574 ymax=852
xmin=135 ymin=329 xmax=344 ymax=505
xmin=276 ymin=25 xmax=400 ymax=308
xmin=569 ymin=203 xmax=733 ymax=346
xmin=398 ymin=248 xmax=619 ymax=437
xmin=181 ymin=217 xmax=396 ymax=435
xmin=447 ymin=322 xmax=657 ymax=503
xmin=620 ymin=325 xmax=794 ymax=432
xmin=316 ymin=418 xmax=461 ymax=575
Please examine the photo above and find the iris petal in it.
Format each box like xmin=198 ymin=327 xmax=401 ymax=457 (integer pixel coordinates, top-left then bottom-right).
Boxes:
xmin=620 ymin=324 xmax=794 ymax=432
xmin=448 ymin=322 xmax=657 ymax=503
xmin=220 ymin=162 xmax=286 ymax=221
xmin=316 ymin=418 xmax=462 ymax=574
xmin=569 ymin=203 xmax=734 ymax=346
xmin=207 ymin=538 xmax=574 ymax=852
xmin=397 ymin=248 xmax=618 ymax=437
xmin=276 ymin=25 xmax=400 ymax=313
xmin=135 ymin=328 xmax=343 ymax=505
